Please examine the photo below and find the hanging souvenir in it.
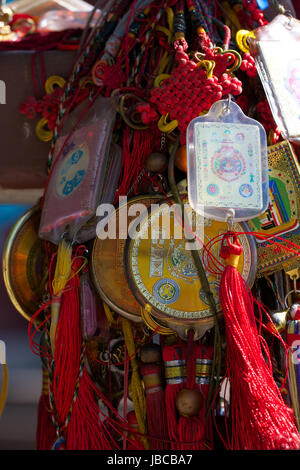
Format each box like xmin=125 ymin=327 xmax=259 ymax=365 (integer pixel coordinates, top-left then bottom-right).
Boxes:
xmin=248 ymin=14 xmax=300 ymax=143
xmin=3 ymin=204 xmax=48 ymax=322
xmin=247 ymin=140 xmax=300 ymax=276
xmin=92 ymin=195 xmax=164 ymax=323
xmin=162 ymin=336 xmax=214 ymax=450
xmin=187 ymin=98 xmax=269 ymax=222
xmin=39 ymin=95 xmax=117 ymax=245
xmin=184 ymin=91 xmax=300 ymax=450
xmin=124 ymin=197 xmax=256 ymax=339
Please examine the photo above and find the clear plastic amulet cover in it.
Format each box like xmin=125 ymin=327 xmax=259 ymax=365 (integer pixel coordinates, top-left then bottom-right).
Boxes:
xmin=187 ymin=99 xmax=269 ymax=222
xmin=250 ymin=14 xmax=300 ymax=143
xmin=39 ymin=96 xmax=117 ymax=244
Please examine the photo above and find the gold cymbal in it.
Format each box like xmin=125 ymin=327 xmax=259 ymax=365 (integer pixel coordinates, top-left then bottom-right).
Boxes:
xmin=91 ymin=195 xmax=164 ymax=323
xmin=3 ymin=205 xmax=48 ymax=322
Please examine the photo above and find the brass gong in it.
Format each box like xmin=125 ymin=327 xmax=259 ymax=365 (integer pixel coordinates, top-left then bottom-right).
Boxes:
xmin=124 ymin=198 xmax=257 ymax=337
xmin=91 ymin=195 xmax=164 ymax=322
xmin=3 ymin=204 xmax=48 ymax=322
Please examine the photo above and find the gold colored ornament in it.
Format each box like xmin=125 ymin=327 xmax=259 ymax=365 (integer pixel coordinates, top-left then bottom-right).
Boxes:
xmin=3 ymin=205 xmax=48 ymax=322
xmin=0 ymin=6 xmax=16 ymax=41
xmin=91 ymin=195 xmax=164 ymax=323
xmin=35 ymin=117 xmax=53 ymax=142
xmin=124 ymin=198 xmax=256 ymax=338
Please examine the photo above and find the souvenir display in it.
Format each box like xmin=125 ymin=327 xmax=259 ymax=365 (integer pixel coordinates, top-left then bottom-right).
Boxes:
xmin=2 ymin=0 xmax=300 ymax=453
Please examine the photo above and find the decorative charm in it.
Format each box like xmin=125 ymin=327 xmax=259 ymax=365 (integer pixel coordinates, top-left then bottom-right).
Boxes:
xmin=250 ymin=14 xmax=300 ymax=143
xmin=187 ymin=99 xmax=269 ymax=222
xmin=248 ymin=140 xmax=300 ymax=276
xmin=125 ymin=198 xmax=256 ymax=337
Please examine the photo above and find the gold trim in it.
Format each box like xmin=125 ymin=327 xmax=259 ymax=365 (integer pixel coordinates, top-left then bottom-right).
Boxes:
xmin=2 ymin=204 xmax=40 ymax=322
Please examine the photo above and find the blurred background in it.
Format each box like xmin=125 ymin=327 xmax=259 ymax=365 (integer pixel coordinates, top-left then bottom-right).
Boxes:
xmin=0 ymin=204 xmax=41 ymax=450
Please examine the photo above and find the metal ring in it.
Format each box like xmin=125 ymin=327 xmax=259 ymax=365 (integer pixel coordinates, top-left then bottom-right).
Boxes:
xmin=284 ymin=11 xmax=294 ymax=30
xmin=284 ymin=289 xmax=300 ymax=308
xmin=118 ymin=94 xmax=149 ymax=130
xmin=222 ymin=94 xmax=232 ymax=115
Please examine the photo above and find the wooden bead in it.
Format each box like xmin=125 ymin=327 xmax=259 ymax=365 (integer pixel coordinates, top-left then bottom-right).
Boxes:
xmin=140 ymin=344 xmax=161 ymax=364
xmin=145 ymin=153 xmax=168 ymax=173
xmin=174 ymin=145 xmax=187 ymax=173
xmin=175 ymin=388 xmax=203 ymax=417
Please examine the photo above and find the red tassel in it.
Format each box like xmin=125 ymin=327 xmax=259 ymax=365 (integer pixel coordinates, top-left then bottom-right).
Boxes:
xmin=51 ymin=257 xmax=117 ymax=450
xmin=36 ymin=367 xmax=56 ymax=450
xmin=163 ymin=337 xmax=213 ymax=450
xmin=140 ymin=363 xmax=169 ymax=449
xmin=163 ymin=342 xmax=186 ymax=449
xmin=219 ymin=233 xmax=300 ymax=450
xmin=115 ymin=127 xmax=156 ymax=199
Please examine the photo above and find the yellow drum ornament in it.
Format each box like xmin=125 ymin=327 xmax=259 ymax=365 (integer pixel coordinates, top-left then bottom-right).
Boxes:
xmin=91 ymin=195 xmax=164 ymax=323
xmin=124 ymin=199 xmax=256 ymax=338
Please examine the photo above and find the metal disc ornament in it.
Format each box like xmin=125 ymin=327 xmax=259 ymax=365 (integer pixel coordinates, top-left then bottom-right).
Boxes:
xmin=124 ymin=199 xmax=257 ymax=336
xmin=3 ymin=205 xmax=48 ymax=322
xmin=91 ymin=195 xmax=164 ymax=323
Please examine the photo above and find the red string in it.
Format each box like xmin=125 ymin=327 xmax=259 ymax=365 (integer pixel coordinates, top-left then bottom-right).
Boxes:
xmin=219 ymin=245 xmax=300 ymax=450
xmin=122 ymin=346 xmax=129 ymax=450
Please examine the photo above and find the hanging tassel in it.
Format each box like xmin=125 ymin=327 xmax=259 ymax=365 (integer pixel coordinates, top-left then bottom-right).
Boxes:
xmin=140 ymin=344 xmax=169 ymax=449
xmin=219 ymin=233 xmax=300 ymax=450
xmin=286 ymin=304 xmax=300 ymax=431
xmin=121 ymin=318 xmax=149 ymax=449
xmin=36 ymin=367 xmax=56 ymax=450
xmin=51 ymin=252 xmax=117 ymax=450
xmin=176 ymin=331 xmax=211 ymax=451
xmin=194 ymin=343 xmax=214 ymax=450
xmin=163 ymin=342 xmax=186 ymax=449
xmin=50 ymin=239 xmax=72 ymax=354
xmin=163 ymin=336 xmax=212 ymax=450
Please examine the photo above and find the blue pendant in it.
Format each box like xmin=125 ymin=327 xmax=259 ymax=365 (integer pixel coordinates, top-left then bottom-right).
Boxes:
xmin=52 ymin=436 xmax=66 ymax=450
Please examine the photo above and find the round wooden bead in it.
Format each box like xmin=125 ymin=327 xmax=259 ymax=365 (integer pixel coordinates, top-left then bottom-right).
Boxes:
xmin=140 ymin=344 xmax=162 ymax=364
xmin=174 ymin=146 xmax=187 ymax=173
xmin=145 ymin=153 xmax=168 ymax=173
xmin=175 ymin=388 xmax=203 ymax=417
